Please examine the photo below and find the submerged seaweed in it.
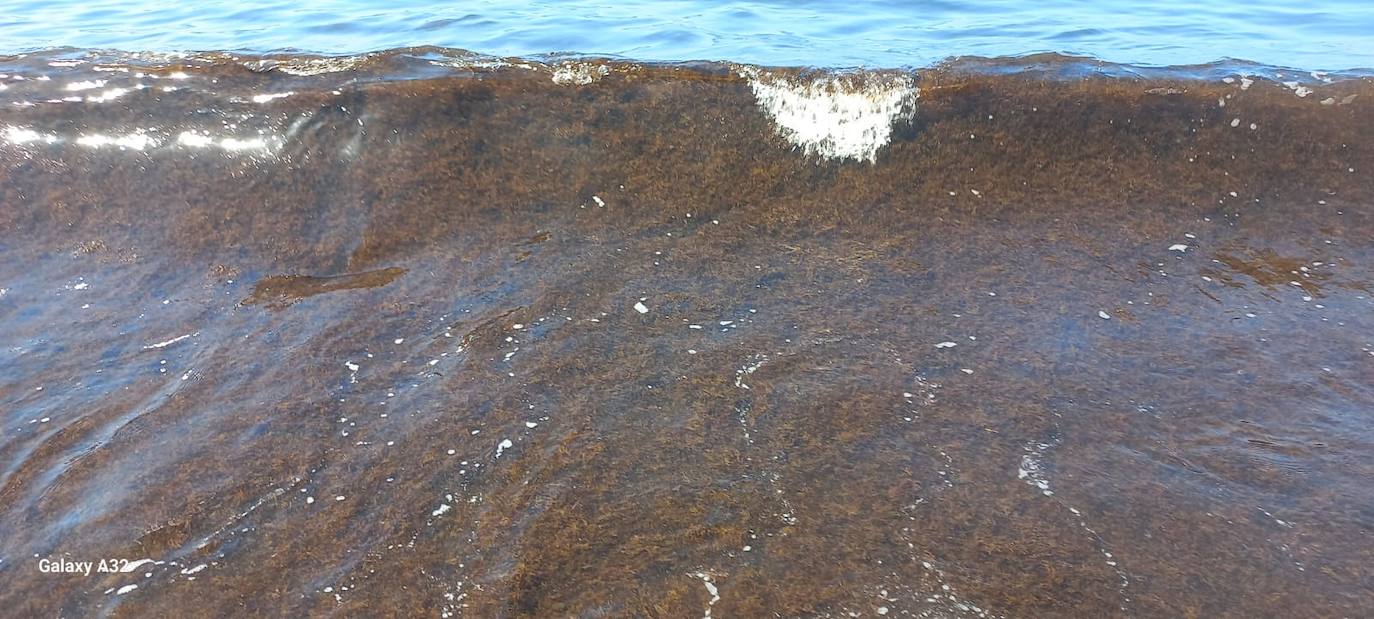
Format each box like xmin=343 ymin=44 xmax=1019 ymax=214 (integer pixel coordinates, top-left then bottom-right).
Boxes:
xmin=1 ymin=49 xmax=1373 ymax=617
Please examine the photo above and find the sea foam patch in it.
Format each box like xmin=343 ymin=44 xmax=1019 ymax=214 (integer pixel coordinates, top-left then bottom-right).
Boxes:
xmin=550 ymin=62 xmax=610 ymax=86
xmin=739 ymin=67 xmax=917 ymax=163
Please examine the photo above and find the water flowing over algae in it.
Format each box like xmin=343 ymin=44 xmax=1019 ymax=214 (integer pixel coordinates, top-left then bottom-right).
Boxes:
xmin=1 ymin=49 xmax=1373 ymax=617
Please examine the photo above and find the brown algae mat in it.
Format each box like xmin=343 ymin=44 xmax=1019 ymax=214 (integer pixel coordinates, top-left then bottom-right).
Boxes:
xmin=1 ymin=50 xmax=1372 ymax=617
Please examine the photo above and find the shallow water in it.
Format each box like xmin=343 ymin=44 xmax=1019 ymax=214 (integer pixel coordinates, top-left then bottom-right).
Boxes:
xmin=4 ymin=0 xmax=1374 ymax=69
xmin=1 ymin=49 xmax=1372 ymax=616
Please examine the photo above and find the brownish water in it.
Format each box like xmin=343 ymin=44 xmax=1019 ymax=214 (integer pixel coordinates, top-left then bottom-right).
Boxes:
xmin=1 ymin=50 xmax=1373 ymax=617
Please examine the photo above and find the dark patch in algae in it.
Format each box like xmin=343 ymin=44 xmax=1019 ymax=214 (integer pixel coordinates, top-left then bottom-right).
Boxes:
xmin=0 ymin=51 xmax=1372 ymax=617
xmin=244 ymin=267 xmax=407 ymax=308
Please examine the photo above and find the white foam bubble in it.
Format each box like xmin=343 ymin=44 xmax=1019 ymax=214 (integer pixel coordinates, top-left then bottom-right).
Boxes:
xmin=551 ymin=62 xmax=609 ymax=86
xmin=739 ymin=67 xmax=917 ymax=163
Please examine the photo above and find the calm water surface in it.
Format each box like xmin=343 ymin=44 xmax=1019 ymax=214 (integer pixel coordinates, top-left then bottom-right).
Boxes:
xmin=3 ymin=0 xmax=1374 ymax=69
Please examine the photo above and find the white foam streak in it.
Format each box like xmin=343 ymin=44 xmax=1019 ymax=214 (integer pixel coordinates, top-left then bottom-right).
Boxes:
xmin=76 ymin=132 xmax=158 ymax=150
xmin=251 ymin=91 xmax=294 ymax=104
xmin=219 ymin=136 xmax=269 ymax=151
xmin=65 ymin=79 xmax=107 ymax=91
xmin=178 ymin=130 xmax=272 ymax=152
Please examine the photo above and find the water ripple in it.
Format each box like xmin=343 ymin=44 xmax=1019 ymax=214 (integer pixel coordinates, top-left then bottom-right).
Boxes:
xmin=2 ymin=0 xmax=1374 ymax=69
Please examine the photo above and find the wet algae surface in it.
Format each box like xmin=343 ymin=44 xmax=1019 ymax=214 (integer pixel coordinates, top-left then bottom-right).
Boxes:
xmin=1 ymin=50 xmax=1372 ymax=617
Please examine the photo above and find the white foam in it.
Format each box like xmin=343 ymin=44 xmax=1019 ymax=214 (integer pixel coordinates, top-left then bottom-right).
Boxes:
xmin=143 ymin=333 xmax=193 ymax=349
xmin=551 ymin=63 xmax=609 ymax=86
xmin=739 ymin=67 xmax=917 ymax=163
xmin=1017 ymin=442 xmax=1054 ymax=496
xmin=1282 ymin=81 xmax=1313 ymax=98
xmin=119 ymin=559 xmax=155 ymax=573
xmin=274 ymin=56 xmax=367 ymax=76
xmin=65 ymin=80 xmax=106 ymax=92
xmin=734 ymin=354 xmax=768 ymax=389
xmin=76 ymin=132 xmax=158 ymax=150
xmin=218 ymin=136 xmax=269 ymax=151
xmin=691 ymin=572 xmax=721 ymax=618
xmin=178 ymin=130 xmax=271 ymax=152
xmin=251 ymin=91 xmax=294 ymax=104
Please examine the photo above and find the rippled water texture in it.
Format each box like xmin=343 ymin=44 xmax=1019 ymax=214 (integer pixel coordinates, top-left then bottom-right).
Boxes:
xmin=2 ymin=0 xmax=1373 ymax=69
xmin=1 ymin=50 xmax=1372 ymax=616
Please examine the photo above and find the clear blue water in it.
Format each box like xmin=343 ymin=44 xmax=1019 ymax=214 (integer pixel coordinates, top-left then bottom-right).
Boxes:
xmin=2 ymin=0 xmax=1373 ymax=70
